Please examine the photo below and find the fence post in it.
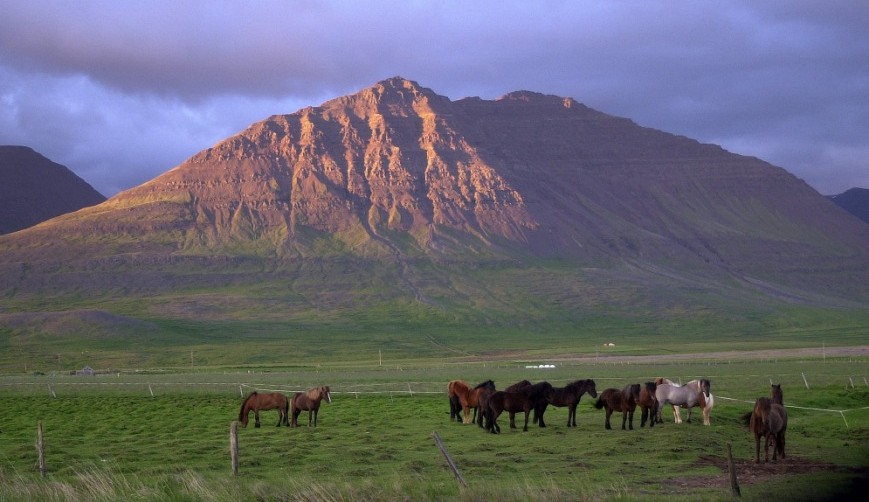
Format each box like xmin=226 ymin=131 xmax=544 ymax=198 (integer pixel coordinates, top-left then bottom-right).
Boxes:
xmin=801 ymin=373 xmax=810 ymax=389
xmin=433 ymin=431 xmax=467 ymax=488
xmin=37 ymin=421 xmax=46 ymax=477
xmin=230 ymin=421 xmax=239 ymax=476
xmin=726 ymin=442 xmax=740 ymax=497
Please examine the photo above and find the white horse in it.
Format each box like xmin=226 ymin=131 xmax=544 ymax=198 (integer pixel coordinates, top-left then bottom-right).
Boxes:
xmin=653 ymin=379 xmax=708 ymax=424
xmin=684 ymin=379 xmax=713 ymax=425
xmin=654 ymin=378 xmax=713 ymax=425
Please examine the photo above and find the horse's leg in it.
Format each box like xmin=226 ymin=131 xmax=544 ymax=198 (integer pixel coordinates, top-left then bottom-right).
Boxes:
xmin=640 ymin=407 xmax=647 ymax=428
xmin=672 ymin=404 xmax=682 ymax=424
xmin=254 ymin=410 xmax=261 ymax=428
xmin=312 ymin=409 xmax=318 ymax=427
xmin=509 ymin=411 xmax=517 ymax=429
xmin=703 ymin=406 xmax=710 ymax=426
xmin=686 ymin=406 xmax=693 ymax=423
xmin=628 ymin=409 xmax=635 ymax=430
xmin=753 ymin=431 xmax=761 ymax=463
xmin=604 ymin=408 xmax=612 ymax=430
xmin=567 ymin=404 xmax=575 ymax=427
xmin=522 ymin=409 xmax=530 ymax=432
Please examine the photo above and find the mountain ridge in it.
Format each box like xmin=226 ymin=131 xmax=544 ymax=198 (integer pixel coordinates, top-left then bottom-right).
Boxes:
xmin=1 ymin=77 xmax=868 ymax=305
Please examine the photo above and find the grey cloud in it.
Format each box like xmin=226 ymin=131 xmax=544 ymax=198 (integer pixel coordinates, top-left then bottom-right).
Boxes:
xmin=1 ymin=1 xmax=867 ymax=196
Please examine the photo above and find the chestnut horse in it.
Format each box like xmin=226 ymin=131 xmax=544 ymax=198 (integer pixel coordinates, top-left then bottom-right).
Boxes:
xmin=594 ymin=384 xmax=641 ymax=430
xmin=486 ymin=381 xmax=552 ymax=433
xmin=744 ymin=384 xmax=788 ymax=463
xmin=238 ymin=391 xmax=289 ymax=428
xmin=545 ymin=379 xmax=598 ymax=427
xmin=448 ymin=380 xmax=495 ymax=424
xmin=638 ymin=381 xmax=657 ymax=428
xmin=290 ymin=385 xmax=332 ymax=427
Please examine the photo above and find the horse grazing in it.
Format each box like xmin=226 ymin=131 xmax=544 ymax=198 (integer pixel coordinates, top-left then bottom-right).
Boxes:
xmin=638 ymin=381 xmax=657 ymax=428
xmin=654 ymin=382 xmax=706 ymax=424
xmin=546 ymin=379 xmax=598 ymax=427
xmin=290 ymin=385 xmax=332 ymax=428
xmin=594 ymin=384 xmax=641 ymax=430
xmin=486 ymin=381 xmax=552 ymax=433
xmin=745 ymin=384 xmax=788 ymax=463
xmin=238 ymin=391 xmax=289 ymax=428
xmin=448 ymin=380 xmax=496 ymax=425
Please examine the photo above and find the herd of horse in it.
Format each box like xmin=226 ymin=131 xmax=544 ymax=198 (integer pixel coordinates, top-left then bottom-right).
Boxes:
xmin=238 ymin=385 xmax=331 ymax=428
xmin=448 ymin=377 xmax=715 ymax=433
xmin=447 ymin=377 xmax=788 ymax=462
xmin=236 ymin=377 xmax=787 ymax=464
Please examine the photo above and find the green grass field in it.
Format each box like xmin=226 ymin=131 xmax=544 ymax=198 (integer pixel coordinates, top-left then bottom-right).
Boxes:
xmin=1 ymin=357 xmax=866 ymax=501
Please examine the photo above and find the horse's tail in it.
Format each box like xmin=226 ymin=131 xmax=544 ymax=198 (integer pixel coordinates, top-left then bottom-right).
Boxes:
xmin=594 ymin=396 xmax=605 ymax=409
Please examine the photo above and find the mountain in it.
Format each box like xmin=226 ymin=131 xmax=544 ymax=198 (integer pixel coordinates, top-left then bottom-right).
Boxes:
xmin=1 ymin=78 xmax=868 ymax=369
xmin=0 ymin=145 xmax=106 ymax=235
xmin=828 ymin=187 xmax=869 ymax=224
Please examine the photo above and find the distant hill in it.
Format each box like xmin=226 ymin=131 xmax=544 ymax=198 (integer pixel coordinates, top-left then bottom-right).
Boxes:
xmin=828 ymin=187 xmax=869 ymax=224
xmin=0 ymin=145 xmax=105 ymax=234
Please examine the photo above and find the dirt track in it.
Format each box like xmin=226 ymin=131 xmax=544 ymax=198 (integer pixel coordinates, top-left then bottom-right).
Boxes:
xmin=544 ymin=346 xmax=869 ymax=365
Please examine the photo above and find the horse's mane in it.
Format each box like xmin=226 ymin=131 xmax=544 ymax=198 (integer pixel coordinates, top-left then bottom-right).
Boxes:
xmin=474 ymin=380 xmax=494 ymax=389
xmin=306 ymin=386 xmax=325 ymax=400
xmin=239 ymin=391 xmax=258 ymax=420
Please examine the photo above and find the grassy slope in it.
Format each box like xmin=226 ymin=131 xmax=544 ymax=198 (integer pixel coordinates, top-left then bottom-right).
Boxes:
xmin=2 ymin=255 xmax=868 ymax=373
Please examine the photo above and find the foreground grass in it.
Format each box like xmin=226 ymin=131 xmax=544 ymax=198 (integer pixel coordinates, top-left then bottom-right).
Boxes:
xmin=0 ymin=357 xmax=866 ymax=500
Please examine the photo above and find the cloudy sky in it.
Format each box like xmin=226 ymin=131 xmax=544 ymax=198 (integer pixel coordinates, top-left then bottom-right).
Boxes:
xmin=1 ymin=1 xmax=867 ymax=197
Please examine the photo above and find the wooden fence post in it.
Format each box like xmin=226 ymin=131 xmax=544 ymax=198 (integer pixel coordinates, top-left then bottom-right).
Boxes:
xmin=230 ymin=421 xmax=239 ymax=476
xmin=37 ymin=421 xmax=46 ymax=477
xmin=433 ymin=431 xmax=467 ymax=488
xmin=726 ymin=442 xmax=740 ymax=497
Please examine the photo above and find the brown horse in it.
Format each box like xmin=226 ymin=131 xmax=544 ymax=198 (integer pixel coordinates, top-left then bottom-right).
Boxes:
xmin=238 ymin=391 xmax=289 ymax=428
xmin=745 ymin=384 xmax=788 ymax=463
xmin=290 ymin=385 xmax=332 ymax=427
xmin=638 ymin=381 xmax=657 ymax=428
xmin=448 ymin=380 xmax=496 ymax=425
xmin=486 ymin=381 xmax=552 ymax=433
xmin=594 ymin=384 xmax=641 ymax=430
xmin=545 ymin=379 xmax=598 ymax=427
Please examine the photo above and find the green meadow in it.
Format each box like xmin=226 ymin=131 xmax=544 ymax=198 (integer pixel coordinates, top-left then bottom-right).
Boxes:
xmin=1 ymin=357 xmax=866 ymax=501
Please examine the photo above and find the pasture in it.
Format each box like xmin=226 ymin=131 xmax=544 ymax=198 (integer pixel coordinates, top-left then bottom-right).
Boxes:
xmin=0 ymin=356 xmax=866 ymax=501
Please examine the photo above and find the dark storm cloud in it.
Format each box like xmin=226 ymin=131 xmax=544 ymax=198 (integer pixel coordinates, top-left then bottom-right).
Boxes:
xmin=1 ymin=1 xmax=867 ymax=196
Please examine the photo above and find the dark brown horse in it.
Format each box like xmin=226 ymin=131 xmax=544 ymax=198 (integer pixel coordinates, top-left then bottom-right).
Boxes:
xmin=290 ymin=385 xmax=332 ymax=427
xmin=594 ymin=383 xmax=641 ymax=430
xmin=486 ymin=381 xmax=552 ymax=433
xmin=744 ymin=384 xmax=788 ymax=463
xmin=545 ymin=379 xmax=598 ymax=427
xmin=638 ymin=381 xmax=657 ymax=428
xmin=448 ymin=380 xmax=495 ymax=424
xmin=238 ymin=391 xmax=289 ymax=428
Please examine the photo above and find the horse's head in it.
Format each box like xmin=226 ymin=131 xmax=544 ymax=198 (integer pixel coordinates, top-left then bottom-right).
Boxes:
xmin=322 ymin=385 xmax=332 ymax=404
xmin=626 ymin=383 xmax=641 ymax=402
xmin=700 ymin=379 xmax=711 ymax=399
xmin=584 ymin=379 xmax=598 ymax=398
xmin=644 ymin=381 xmax=657 ymax=394
xmin=771 ymin=384 xmax=782 ymax=405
